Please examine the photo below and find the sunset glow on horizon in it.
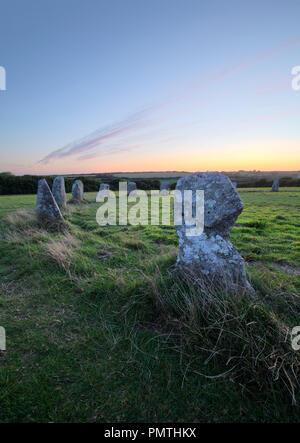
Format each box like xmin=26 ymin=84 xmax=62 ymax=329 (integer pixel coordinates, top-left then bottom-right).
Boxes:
xmin=1 ymin=0 xmax=300 ymax=176
xmin=11 ymin=138 xmax=300 ymax=176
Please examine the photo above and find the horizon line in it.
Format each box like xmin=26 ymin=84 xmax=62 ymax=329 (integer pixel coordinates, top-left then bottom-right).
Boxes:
xmin=6 ymin=169 xmax=300 ymax=177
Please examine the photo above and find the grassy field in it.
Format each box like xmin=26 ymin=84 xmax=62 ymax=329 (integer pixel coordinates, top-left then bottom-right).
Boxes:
xmin=0 ymin=189 xmax=299 ymax=422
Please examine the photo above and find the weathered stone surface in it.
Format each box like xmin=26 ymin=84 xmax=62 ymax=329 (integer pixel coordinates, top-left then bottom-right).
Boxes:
xmin=272 ymin=180 xmax=279 ymax=192
xmin=52 ymin=176 xmax=66 ymax=209
xmin=72 ymin=180 xmax=84 ymax=201
xmin=127 ymin=182 xmax=137 ymax=195
xmin=232 ymin=181 xmax=237 ymax=188
xmin=175 ymin=172 xmax=253 ymax=293
xmin=36 ymin=179 xmax=64 ymax=221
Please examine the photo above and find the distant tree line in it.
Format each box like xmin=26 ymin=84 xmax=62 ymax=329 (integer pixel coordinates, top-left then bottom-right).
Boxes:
xmin=170 ymin=177 xmax=300 ymax=189
xmin=0 ymin=173 xmax=100 ymax=195
xmin=0 ymin=173 xmax=161 ymax=195
xmin=236 ymin=177 xmax=300 ymax=188
xmin=1 ymin=172 xmax=299 ymax=195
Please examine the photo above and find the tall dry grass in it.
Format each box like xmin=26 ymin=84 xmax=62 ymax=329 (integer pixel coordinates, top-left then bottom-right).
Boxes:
xmin=3 ymin=208 xmax=80 ymax=273
xmin=44 ymin=232 xmax=80 ymax=272
xmin=147 ymin=267 xmax=300 ymax=405
xmin=3 ymin=209 xmax=48 ymax=244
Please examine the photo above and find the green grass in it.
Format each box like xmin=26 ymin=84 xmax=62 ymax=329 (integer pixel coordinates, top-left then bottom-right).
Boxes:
xmin=0 ymin=189 xmax=299 ymax=422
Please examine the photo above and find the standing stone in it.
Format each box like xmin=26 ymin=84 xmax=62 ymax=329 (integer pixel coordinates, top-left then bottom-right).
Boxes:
xmin=96 ymin=183 xmax=110 ymax=201
xmin=52 ymin=176 xmax=66 ymax=209
xmin=160 ymin=181 xmax=169 ymax=196
xmin=160 ymin=181 xmax=169 ymax=191
xmin=72 ymin=180 xmax=84 ymax=201
xmin=36 ymin=179 xmax=64 ymax=221
xmin=232 ymin=181 xmax=237 ymax=188
xmin=127 ymin=181 xmax=137 ymax=195
xmin=99 ymin=183 xmax=110 ymax=192
xmin=175 ymin=172 xmax=253 ymax=294
xmin=271 ymin=180 xmax=279 ymax=192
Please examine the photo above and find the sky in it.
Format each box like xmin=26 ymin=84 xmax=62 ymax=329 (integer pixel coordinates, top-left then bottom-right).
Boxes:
xmin=0 ymin=0 xmax=300 ymax=175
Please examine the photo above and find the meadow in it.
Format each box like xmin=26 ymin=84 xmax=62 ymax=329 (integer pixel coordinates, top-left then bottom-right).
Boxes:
xmin=0 ymin=188 xmax=299 ymax=422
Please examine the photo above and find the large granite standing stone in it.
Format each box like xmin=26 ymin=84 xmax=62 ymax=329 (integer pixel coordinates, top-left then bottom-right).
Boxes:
xmin=127 ymin=182 xmax=137 ymax=195
xmin=52 ymin=176 xmax=66 ymax=209
xmin=36 ymin=179 xmax=64 ymax=221
xmin=175 ymin=172 xmax=253 ymax=293
xmin=272 ymin=180 xmax=279 ymax=192
xmin=72 ymin=180 xmax=84 ymax=201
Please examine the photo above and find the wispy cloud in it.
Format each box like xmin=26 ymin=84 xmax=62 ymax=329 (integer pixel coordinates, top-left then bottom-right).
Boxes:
xmin=38 ymin=107 xmax=156 ymax=164
xmin=78 ymin=144 xmax=142 ymax=161
xmin=38 ymin=37 xmax=300 ymax=166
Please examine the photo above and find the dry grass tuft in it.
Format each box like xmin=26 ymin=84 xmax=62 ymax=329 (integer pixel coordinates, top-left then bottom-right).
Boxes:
xmin=67 ymin=198 xmax=89 ymax=205
xmin=123 ymin=238 xmax=146 ymax=250
xmin=4 ymin=208 xmax=69 ymax=236
xmin=97 ymin=248 xmax=114 ymax=260
xmin=5 ymin=209 xmax=36 ymax=227
xmin=3 ymin=209 xmax=49 ymax=244
xmin=37 ymin=217 xmax=69 ymax=233
xmin=4 ymin=228 xmax=48 ymax=244
xmin=44 ymin=232 xmax=80 ymax=271
xmin=148 ymin=267 xmax=300 ymax=405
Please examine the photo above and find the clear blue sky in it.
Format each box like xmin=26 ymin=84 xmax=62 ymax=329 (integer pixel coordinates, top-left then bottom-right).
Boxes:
xmin=0 ymin=0 xmax=300 ymax=174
